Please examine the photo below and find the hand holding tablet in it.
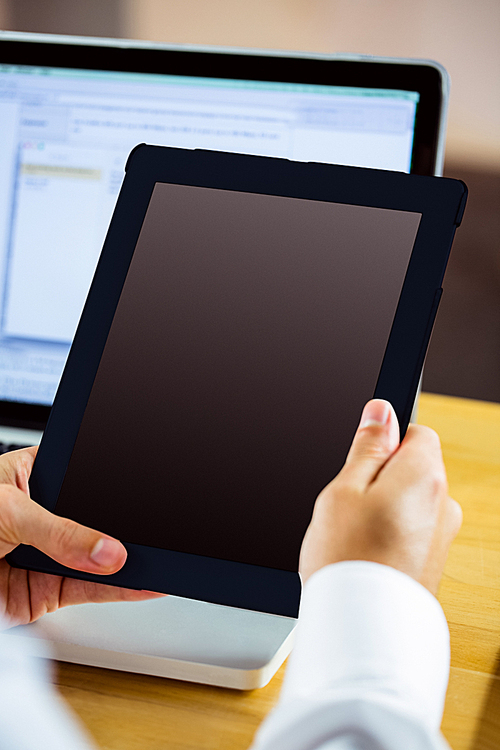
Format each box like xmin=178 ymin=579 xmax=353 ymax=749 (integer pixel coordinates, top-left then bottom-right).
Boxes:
xmin=7 ymin=146 xmax=467 ymax=617
xmin=299 ymin=399 xmax=462 ymax=595
xmin=0 ymin=447 xmax=164 ymax=628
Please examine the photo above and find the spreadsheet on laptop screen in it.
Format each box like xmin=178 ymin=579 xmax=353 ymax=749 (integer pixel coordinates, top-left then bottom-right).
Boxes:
xmin=0 ymin=64 xmax=419 ymax=406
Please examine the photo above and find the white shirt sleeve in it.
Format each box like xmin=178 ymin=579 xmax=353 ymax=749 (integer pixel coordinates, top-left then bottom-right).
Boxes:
xmin=250 ymin=561 xmax=452 ymax=750
xmin=0 ymin=625 xmax=96 ymax=750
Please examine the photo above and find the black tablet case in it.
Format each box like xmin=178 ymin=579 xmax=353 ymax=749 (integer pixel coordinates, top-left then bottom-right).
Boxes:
xmin=8 ymin=148 xmax=467 ymax=615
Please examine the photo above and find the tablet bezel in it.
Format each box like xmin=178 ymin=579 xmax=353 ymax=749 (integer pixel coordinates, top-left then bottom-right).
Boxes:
xmin=7 ymin=146 xmax=466 ymax=617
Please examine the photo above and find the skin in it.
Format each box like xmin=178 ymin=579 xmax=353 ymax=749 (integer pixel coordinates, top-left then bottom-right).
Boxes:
xmin=0 ymin=446 xmax=163 ymax=628
xmin=0 ymin=398 xmax=461 ymax=627
xmin=300 ymin=399 xmax=463 ymax=595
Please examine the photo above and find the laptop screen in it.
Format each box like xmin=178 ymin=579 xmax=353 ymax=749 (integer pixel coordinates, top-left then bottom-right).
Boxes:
xmin=0 ymin=50 xmax=432 ymax=421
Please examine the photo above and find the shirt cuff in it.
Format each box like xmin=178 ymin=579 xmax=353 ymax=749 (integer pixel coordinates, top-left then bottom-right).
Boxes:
xmin=280 ymin=561 xmax=450 ymax=731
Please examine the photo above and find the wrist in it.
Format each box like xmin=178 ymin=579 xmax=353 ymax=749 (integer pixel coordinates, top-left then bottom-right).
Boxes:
xmin=287 ymin=561 xmax=451 ymax=731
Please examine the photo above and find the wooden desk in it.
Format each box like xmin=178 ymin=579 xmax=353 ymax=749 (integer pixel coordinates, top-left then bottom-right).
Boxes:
xmin=54 ymin=393 xmax=500 ymax=750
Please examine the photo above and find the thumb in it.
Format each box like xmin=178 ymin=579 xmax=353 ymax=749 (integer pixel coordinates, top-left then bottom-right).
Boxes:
xmin=1 ymin=485 xmax=126 ymax=574
xmin=342 ymin=399 xmax=400 ymax=489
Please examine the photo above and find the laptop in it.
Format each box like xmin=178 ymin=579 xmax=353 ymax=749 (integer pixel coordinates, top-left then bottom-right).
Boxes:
xmin=0 ymin=31 xmax=449 ymax=450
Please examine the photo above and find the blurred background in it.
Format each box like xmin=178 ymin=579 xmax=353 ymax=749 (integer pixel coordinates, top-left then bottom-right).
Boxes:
xmin=0 ymin=0 xmax=499 ymax=402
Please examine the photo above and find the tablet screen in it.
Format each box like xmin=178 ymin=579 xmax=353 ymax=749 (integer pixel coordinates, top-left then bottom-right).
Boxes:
xmin=54 ymin=183 xmax=421 ymax=572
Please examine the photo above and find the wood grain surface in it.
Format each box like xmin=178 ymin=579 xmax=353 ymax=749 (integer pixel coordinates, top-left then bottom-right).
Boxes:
xmin=418 ymin=394 xmax=500 ymax=750
xmin=53 ymin=393 xmax=500 ymax=749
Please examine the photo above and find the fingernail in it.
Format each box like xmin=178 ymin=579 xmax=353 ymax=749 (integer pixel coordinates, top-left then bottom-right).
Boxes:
xmin=90 ymin=537 xmax=124 ymax=567
xmin=359 ymin=400 xmax=391 ymax=429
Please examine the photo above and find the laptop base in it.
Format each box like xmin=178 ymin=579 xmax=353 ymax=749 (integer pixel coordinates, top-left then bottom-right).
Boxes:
xmin=0 ymin=425 xmax=43 ymax=446
xmin=6 ymin=595 xmax=296 ymax=690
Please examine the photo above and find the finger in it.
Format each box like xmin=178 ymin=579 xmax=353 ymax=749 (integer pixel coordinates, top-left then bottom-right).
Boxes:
xmin=377 ymin=424 xmax=448 ymax=498
xmin=341 ymin=399 xmax=400 ymax=489
xmin=0 ymin=447 xmax=38 ymax=494
xmin=0 ymin=484 xmax=126 ymax=574
xmin=446 ymin=496 xmax=463 ymax=539
xmin=0 ymin=562 xmax=31 ymax=628
xmin=58 ymin=578 xmax=167 ymax=609
xmin=419 ymin=496 xmax=463 ymax=596
xmin=1 ymin=564 xmax=167 ymax=627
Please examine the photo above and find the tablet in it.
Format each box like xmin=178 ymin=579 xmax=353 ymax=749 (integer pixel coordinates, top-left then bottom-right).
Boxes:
xmin=7 ymin=146 xmax=467 ymax=617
